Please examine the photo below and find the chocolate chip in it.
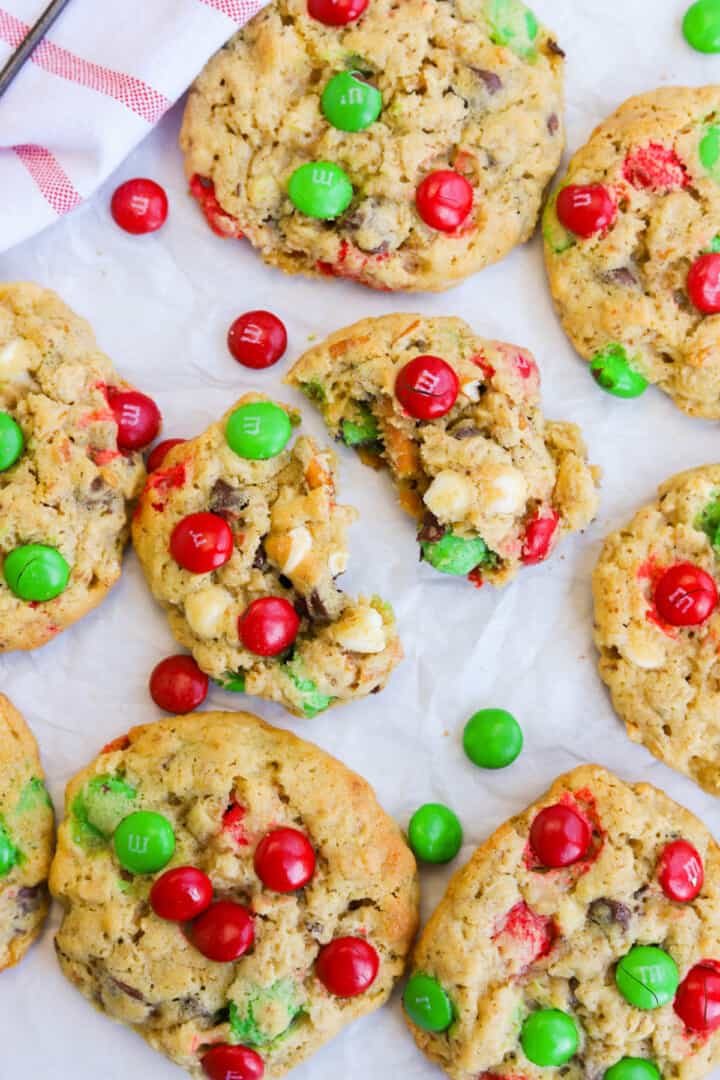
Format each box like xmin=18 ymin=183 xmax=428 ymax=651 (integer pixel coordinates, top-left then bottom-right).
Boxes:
xmin=547 ymin=113 xmax=559 ymax=135
xmin=452 ymin=425 xmax=483 ymax=440
xmin=601 ymin=267 xmax=637 ymax=287
xmin=252 ymin=543 xmax=268 ymax=571
xmin=110 ymin=977 xmax=146 ymax=1002
xmin=407 ymin=339 xmax=428 ymax=351
xmin=471 ymin=68 xmax=502 ymax=94
xmin=209 ymin=478 xmax=249 ymax=518
xmin=588 ymin=897 xmax=631 ymax=929
xmin=295 ymin=590 xmax=330 ymax=623
xmin=278 ymin=574 xmax=293 ymax=590
xmin=417 ymin=512 xmax=447 ymax=544
xmin=674 ymin=289 xmax=692 ymax=312
xmin=546 ymin=39 xmax=566 ymax=57
xmin=16 ymin=884 xmax=45 ymax=914
xmin=78 ymin=477 xmax=120 ymax=510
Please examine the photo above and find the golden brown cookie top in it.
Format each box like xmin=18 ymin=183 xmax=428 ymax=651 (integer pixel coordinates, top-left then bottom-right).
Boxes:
xmin=51 ymin=710 xmax=418 ymax=1080
xmin=406 ymin=765 xmax=720 ymax=1080
xmin=544 ymin=85 xmax=720 ymax=418
xmin=594 ymin=463 xmax=720 ymax=795
xmin=180 ymin=0 xmax=564 ymax=291
xmin=0 ymin=282 xmax=151 ymax=651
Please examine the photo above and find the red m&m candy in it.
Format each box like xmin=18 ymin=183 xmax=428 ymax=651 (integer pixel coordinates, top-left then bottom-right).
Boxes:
xmin=147 ymin=438 xmax=186 ymax=472
xmin=687 ymin=253 xmax=720 ymax=314
xmin=202 ymin=1045 xmax=264 ymax=1080
xmin=556 ymin=184 xmax=616 ymax=238
xmin=316 ymin=937 xmax=380 ymax=997
xmin=307 ymin=0 xmax=368 ymax=24
xmin=238 ymin=597 xmax=299 ymax=656
xmin=521 ymin=510 xmax=559 ymax=566
xmin=228 ymin=311 xmax=287 ymax=370
xmin=149 ymin=655 xmax=209 ymax=714
xmin=108 ymin=389 xmax=161 ymax=451
xmin=674 ymin=961 xmax=720 ymax=1033
xmin=416 ymin=170 xmax=473 ymax=233
xmin=254 ymin=827 xmax=316 ymax=893
xmin=170 ymin=512 xmax=234 ymax=573
xmin=150 ymin=866 xmax=213 ymax=921
xmin=658 ymin=840 xmax=704 ymax=903
xmin=395 ymin=356 xmax=459 ymax=420
xmin=111 ymin=178 xmax=168 ymax=235
xmin=529 ymin=804 xmax=591 ymax=868
xmin=654 ymin=563 xmax=718 ymax=627
xmin=189 ymin=900 xmax=254 ymax=962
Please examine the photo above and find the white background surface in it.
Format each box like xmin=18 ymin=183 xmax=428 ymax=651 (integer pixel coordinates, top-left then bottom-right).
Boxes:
xmin=1 ymin=2 xmax=719 ymax=1077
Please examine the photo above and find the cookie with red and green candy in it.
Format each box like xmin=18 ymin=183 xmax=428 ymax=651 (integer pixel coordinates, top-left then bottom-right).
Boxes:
xmin=286 ymin=314 xmax=600 ymax=587
xmin=593 ymin=464 xmax=720 ymax=796
xmin=403 ymin=765 xmax=720 ymax=1080
xmin=0 ymin=283 xmax=160 ymax=650
xmin=180 ymin=0 xmax=565 ymax=292
xmin=544 ymin=86 xmax=720 ymax=419
xmin=50 ymin=710 xmax=419 ymax=1080
xmin=132 ymin=392 xmax=402 ymax=717
xmin=0 ymin=694 xmax=54 ymax=971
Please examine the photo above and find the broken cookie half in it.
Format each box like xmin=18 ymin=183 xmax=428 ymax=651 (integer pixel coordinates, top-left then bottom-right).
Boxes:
xmin=287 ymin=314 xmax=600 ymax=587
xmin=132 ymin=393 xmax=402 ymax=718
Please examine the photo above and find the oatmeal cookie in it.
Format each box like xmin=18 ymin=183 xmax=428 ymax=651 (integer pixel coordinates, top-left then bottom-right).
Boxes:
xmin=50 ymin=710 xmax=419 ymax=1079
xmin=594 ymin=464 xmax=720 ymax=795
xmin=544 ymin=86 xmax=720 ymax=418
xmin=180 ymin=0 xmax=565 ymax=292
xmin=405 ymin=765 xmax=720 ymax=1080
xmin=287 ymin=314 xmax=600 ymax=586
xmin=131 ymin=393 xmax=402 ymax=717
xmin=0 ymin=282 xmax=157 ymax=650
xmin=0 ymin=694 xmax=54 ymax=971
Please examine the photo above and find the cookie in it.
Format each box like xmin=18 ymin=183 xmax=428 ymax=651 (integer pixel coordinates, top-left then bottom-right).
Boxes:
xmin=0 ymin=694 xmax=54 ymax=971
xmin=404 ymin=765 xmax=720 ymax=1080
xmin=180 ymin=0 xmax=565 ymax=292
xmin=131 ymin=393 xmax=402 ymax=717
xmin=286 ymin=314 xmax=600 ymax=587
xmin=593 ymin=465 xmax=720 ymax=795
xmin=0 ymin=283 xmax=158 ymax=650
xmin=544 ymin=86 xmax=720 ymax=418
xmin=50 ymin=710 xmax=419 ymax=1079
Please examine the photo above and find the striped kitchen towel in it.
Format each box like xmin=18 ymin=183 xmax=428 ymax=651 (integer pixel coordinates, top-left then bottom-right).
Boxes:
xmin=0 ymin=0 xmax=265 ymax=253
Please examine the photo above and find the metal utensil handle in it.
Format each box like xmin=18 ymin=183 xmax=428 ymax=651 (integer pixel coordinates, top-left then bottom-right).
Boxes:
xmin=0 ymin=0 xmax=72 ymax=99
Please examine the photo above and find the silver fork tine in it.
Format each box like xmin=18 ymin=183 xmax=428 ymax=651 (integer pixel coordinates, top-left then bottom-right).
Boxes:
xmin=0 ymin=0 xmax=72 ymax=100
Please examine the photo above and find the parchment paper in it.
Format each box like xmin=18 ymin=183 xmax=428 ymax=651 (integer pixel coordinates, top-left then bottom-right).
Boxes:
xmin=1 ymin=3 xmax=719 ymax=1076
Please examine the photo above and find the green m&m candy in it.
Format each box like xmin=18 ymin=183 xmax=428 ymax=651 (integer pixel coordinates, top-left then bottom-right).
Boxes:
xmin=421 ymin=533 xmax=490 ymax=576
xmin=408 ymin=803 xmax=463 ymax=864
xmin=605 ymin=1058 xmax=661 ymax=1080
xmin=225 ymin=402 xmax=292 ymax=461
xmin=113 ymin=810 xmax=175 ymax=874
xmin=0 ymin=820 xmax=19 ymax=877
xmin=521 ymin=1008 xmax=579 ymax=1067
xmin=699 ymin=124 xmax=720 ymax=181
xmin=615 ymin=945 xmax=679 ymax=1009
xmin=0 ymin=412 xmax=24 ymax=471
xmin=484 ymin=0 xmax=539 ymax=58
xmin=463 ymin=708 xmax=523 ymax=769
xmin=288 ymin=161 xmax=353 ymax=220
xmin=590 ymin=344 xmax=648 ymax=399
xmin=684 ymin=0 xmax=720 ymax=52
xmin=341 ymin=404 xmax=379 ymax=447
xmin=403 ymin=973 xmax=454 ymax=1032
xmin=4 ymin=543 xmax=70 ymax=601
xmin=322 ymin=71 xmax=382 ymax=133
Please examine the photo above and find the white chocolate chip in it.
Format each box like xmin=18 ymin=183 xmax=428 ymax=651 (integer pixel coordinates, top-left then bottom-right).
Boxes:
xmin=478 ymin=465 xmax=527 ymax=515
xmin=328 ymin=549 xmax=348 ymax=576
xmin=334 ymin=607 xmax=386 ymax=654
xmin=185 ymin=586 xmax=232 ymax=639
xmin=461 ymin=379 xmax=482 ymax=402
xmin=423 ymin=470 xmax=474 ymax=520
xmin=622 ymin=626 xmax=667 ymax=670
xmin=0 ymin=339 xmax=35 ymax=385
xmin=281 ymin=526 xmax=313 ymax=574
